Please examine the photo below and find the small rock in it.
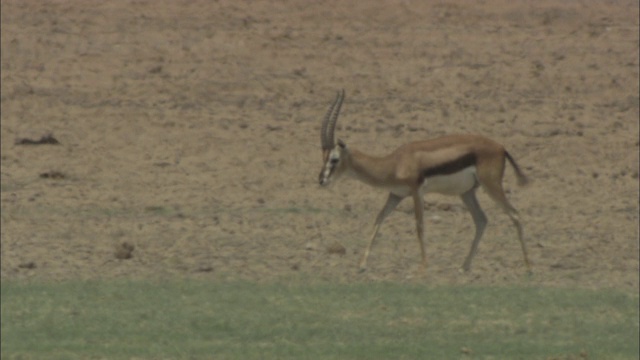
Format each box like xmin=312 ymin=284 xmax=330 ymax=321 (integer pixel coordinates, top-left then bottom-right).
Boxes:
xmin=39 ymin=171 xmax=66 ymax=179
xmin=196 ymin=265 xmax=213 ymax=272
xmin=327 ymin=242 xmax=346 ymax=255
xmin=115 ymin=242 xmax=135 ymax=260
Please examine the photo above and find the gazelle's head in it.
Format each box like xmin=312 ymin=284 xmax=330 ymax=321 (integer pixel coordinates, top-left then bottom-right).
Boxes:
xmin=319 ymin=90 xmax=349 ymax=186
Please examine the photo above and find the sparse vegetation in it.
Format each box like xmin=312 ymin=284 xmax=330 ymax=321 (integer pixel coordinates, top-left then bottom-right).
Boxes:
xmin=2 ymin=280 xmax=638 ymax=360
xmin=1 ymin=1 xmax=638 ymax=360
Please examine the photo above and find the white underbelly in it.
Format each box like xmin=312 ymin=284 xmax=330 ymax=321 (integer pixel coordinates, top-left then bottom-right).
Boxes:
xmin=388 ymin=166 xmax=477 ymax=197
xmin=422 ymin=166 xmax=477 ymax=195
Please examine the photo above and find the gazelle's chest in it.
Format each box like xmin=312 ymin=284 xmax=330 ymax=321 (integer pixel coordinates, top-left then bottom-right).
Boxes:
xmin=389 ymin=166 xmax=477 ymax=197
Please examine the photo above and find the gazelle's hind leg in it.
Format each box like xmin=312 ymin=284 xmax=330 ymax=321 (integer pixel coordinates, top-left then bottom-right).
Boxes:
xmin=359 ymin=193 xmax=404 ymax=271
xmin=460 ymin=186 xmax=488 ymax=272
xmin=480 ymin=179 xmax=531 ymax=272
xmin=412 ymin=190 xmax=427 ymax=269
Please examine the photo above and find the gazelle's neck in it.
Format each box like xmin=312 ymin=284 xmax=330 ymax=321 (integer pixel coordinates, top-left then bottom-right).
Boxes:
xmin=345 ymin=149 xmax=397 ymax=188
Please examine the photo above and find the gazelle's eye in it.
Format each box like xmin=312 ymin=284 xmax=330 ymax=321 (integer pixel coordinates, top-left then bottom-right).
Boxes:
xmin=330 ymin=158 xmax=339 ymax=165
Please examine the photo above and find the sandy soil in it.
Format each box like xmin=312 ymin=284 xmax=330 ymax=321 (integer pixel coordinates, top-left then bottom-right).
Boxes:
xmin=1 ymin=0 xmax=638 ymax=292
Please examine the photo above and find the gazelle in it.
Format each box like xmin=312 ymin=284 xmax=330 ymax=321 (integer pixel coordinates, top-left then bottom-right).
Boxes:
xmin=318 ymin=90 xmax=531 ymax=272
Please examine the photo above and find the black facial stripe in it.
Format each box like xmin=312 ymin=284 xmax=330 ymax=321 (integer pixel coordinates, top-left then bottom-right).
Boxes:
xmin=421 ymin=152 xmax=477 ymax=180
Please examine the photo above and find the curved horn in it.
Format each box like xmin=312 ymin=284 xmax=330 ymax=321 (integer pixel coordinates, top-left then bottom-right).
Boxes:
xmin=321 ymin=90 xmax=343 ymax=150
xmin=325 ymin=89 xmax=345 ymax=149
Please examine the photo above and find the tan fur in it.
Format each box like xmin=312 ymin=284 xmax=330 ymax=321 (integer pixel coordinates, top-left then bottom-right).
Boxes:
xmin=338 ymin=134 xmax=506 ymax=192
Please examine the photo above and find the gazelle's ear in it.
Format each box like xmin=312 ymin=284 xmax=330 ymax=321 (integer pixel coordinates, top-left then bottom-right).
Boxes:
xmin=337 ymin=139 xmax=346 ymax=148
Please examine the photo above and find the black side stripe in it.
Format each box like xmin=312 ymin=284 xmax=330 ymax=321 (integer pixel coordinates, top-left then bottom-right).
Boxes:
xmin=420 ymin=152 xmax=477 ymax=182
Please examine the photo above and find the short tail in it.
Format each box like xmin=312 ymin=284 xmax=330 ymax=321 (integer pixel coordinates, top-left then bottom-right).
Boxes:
xmin=505 ymin=151 xmax=529 ymax=186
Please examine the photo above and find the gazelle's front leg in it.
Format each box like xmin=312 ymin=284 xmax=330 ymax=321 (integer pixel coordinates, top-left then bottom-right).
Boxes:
xmin=412 ymin=190 xmax=427 ymax=269
xmin=359 ymin=193 xmax=404 ymax=271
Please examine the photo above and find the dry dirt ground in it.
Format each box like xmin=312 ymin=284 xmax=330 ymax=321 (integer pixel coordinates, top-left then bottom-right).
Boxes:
xmin=1 ymin=0 xmax=638 ymax=292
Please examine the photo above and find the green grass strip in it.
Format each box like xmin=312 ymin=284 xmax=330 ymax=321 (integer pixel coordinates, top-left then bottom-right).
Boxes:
xmin=2 ymin=280 xmax=638 ymax=360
